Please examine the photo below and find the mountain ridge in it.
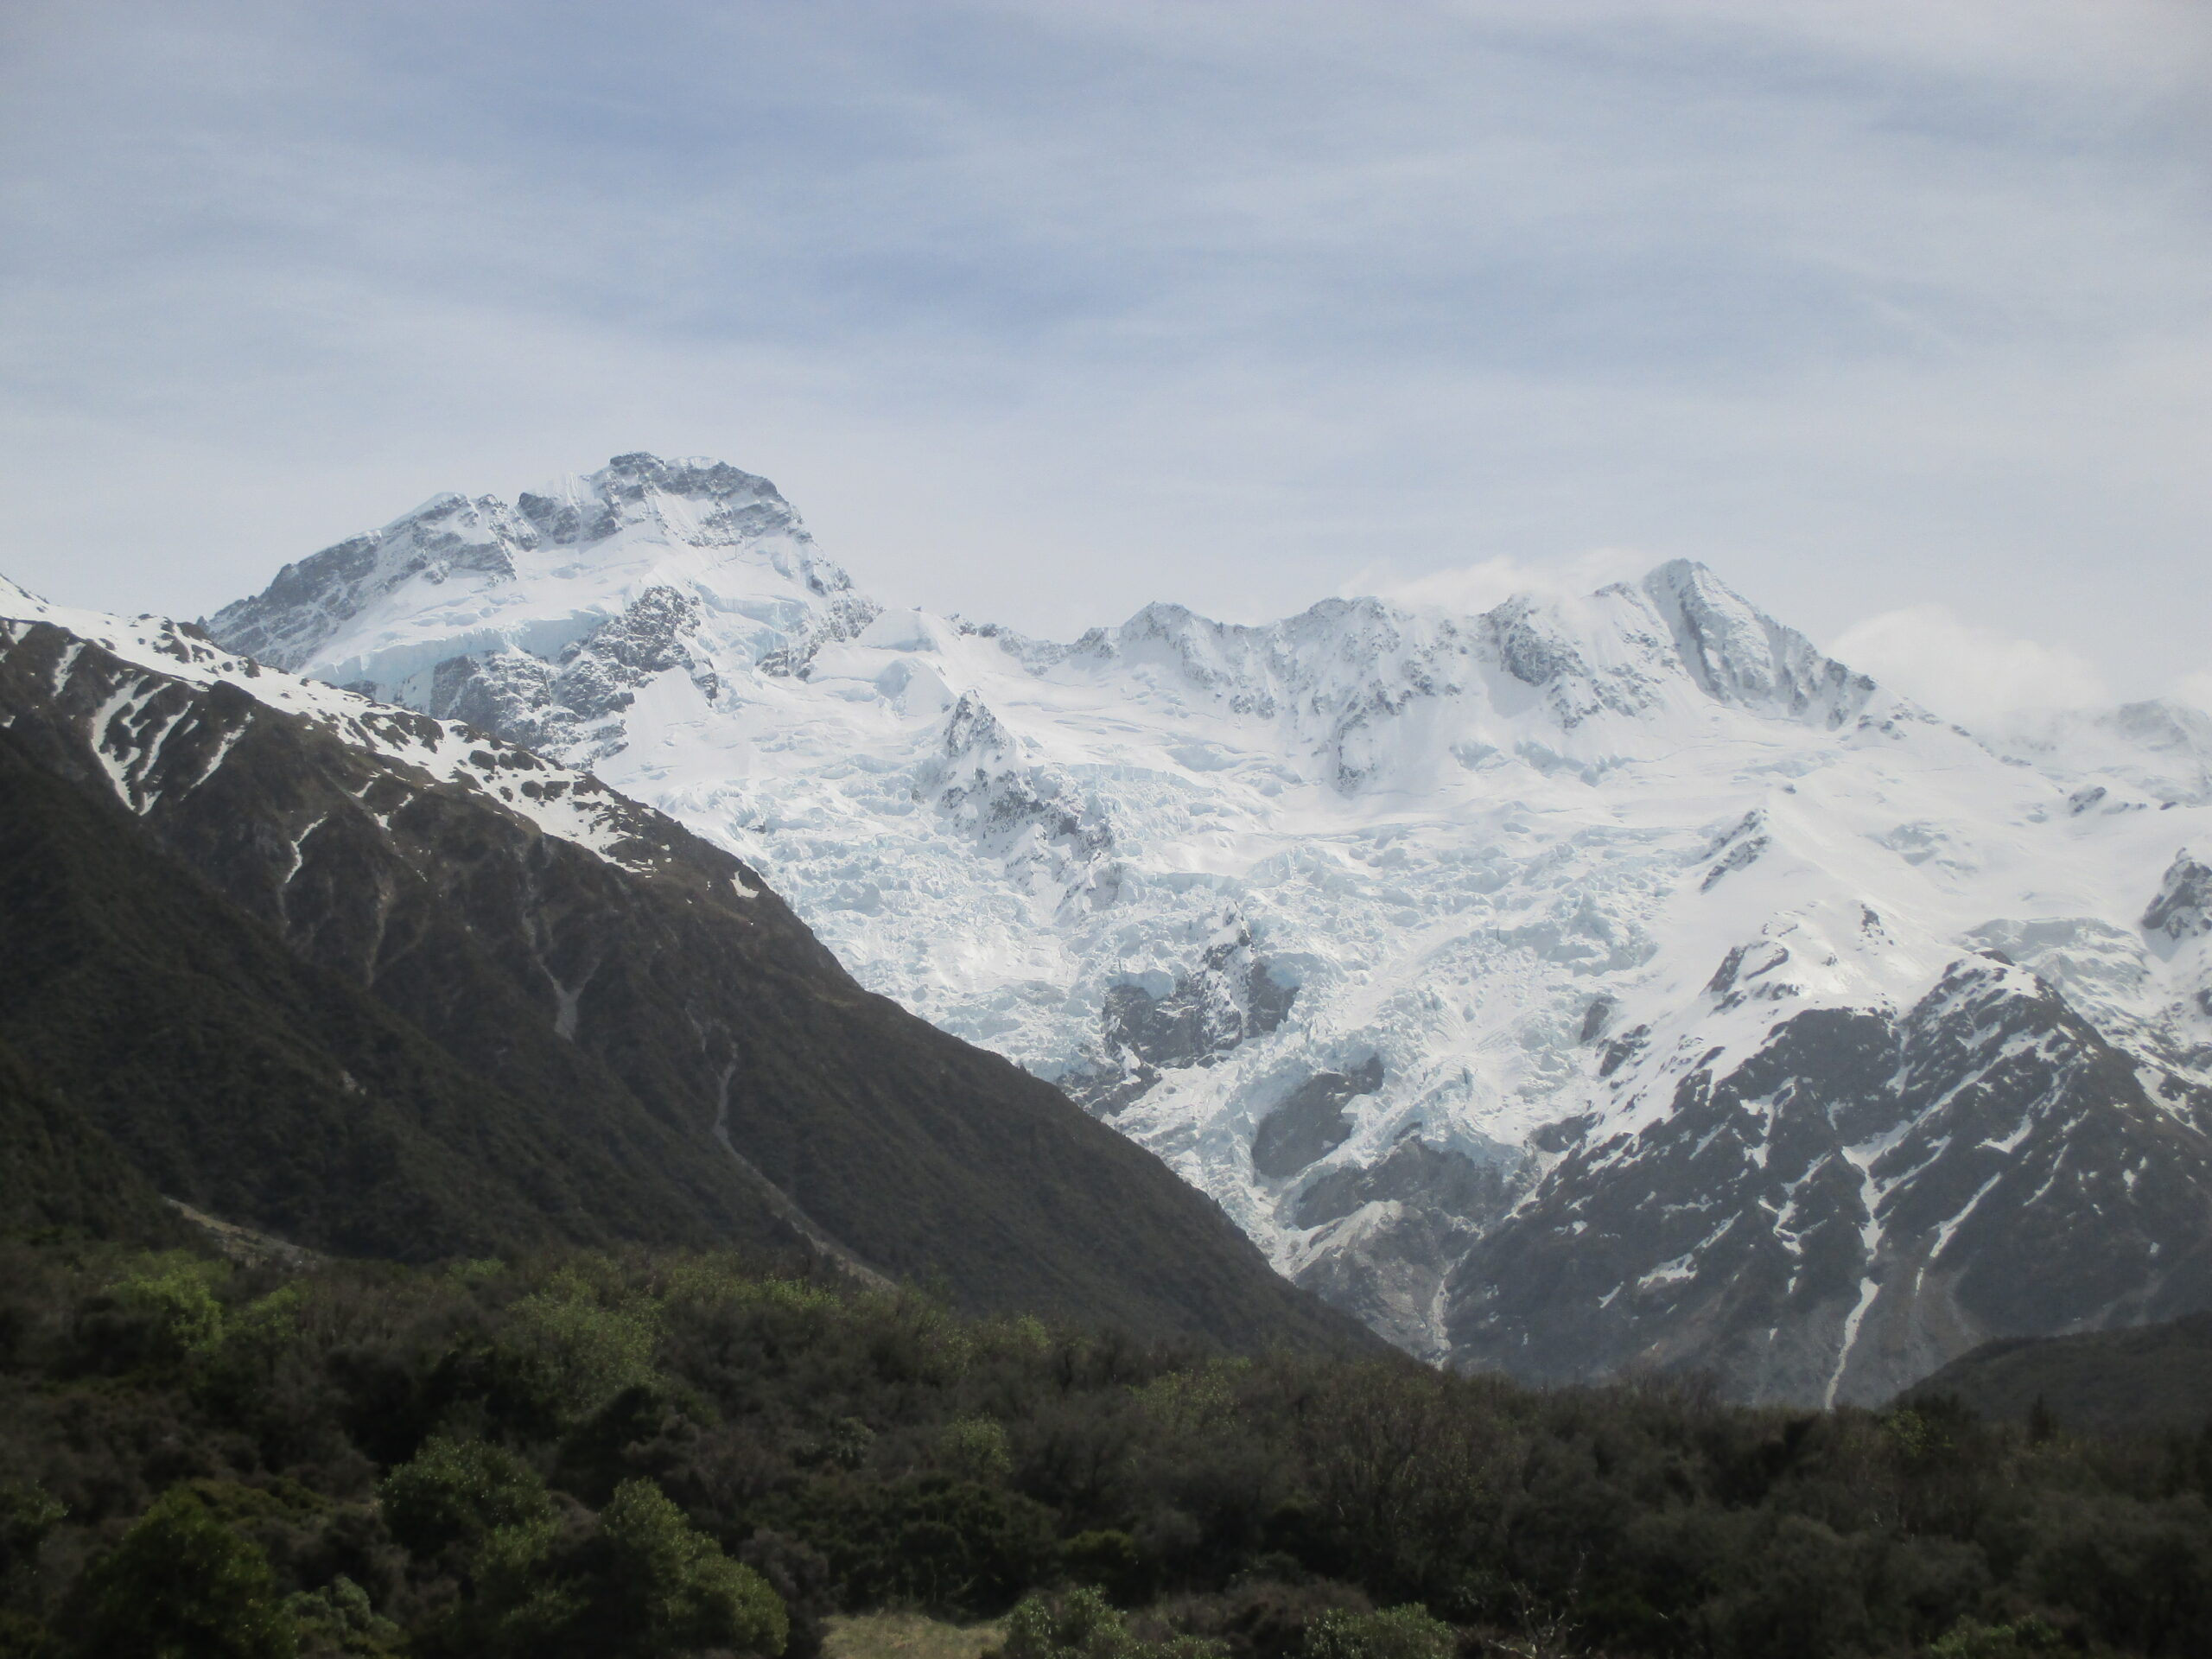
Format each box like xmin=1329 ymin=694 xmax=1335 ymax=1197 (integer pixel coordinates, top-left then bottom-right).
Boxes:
xmin=0 ymin=575 xmax=1371 ymax=1351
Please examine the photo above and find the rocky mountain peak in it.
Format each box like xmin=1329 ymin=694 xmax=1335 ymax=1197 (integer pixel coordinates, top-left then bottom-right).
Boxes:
xmin=1640 ymin=558 xmax=1878 ymax=728
xmin=207 ymin=454 xmax=876 ymax=716
xmin=2107 ymin=698 xmax=2212 ymax=756
xmin=512 ymin=452 xmax=825 ymax=569
xmin=207 ymin=492 xmax=537 ymax=673
xmin=2144 ymin=849 xmax=2212 ymax=944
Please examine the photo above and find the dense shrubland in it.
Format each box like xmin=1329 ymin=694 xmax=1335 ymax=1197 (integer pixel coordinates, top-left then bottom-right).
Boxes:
xmin=0 ymin=1236 xmax=2207 ymax=1657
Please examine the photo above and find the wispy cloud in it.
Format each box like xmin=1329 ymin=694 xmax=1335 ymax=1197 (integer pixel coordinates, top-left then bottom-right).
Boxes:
xmin=2 ymin=1 xmax=2208 ymax=679
xmin=1827 ymin=604 xmax=2111 ymax=727
xmin=1344 ymin=549 xmax=1654 ymax=617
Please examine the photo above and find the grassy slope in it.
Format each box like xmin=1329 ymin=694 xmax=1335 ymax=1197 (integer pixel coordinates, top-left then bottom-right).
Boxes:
xmin=824 ymin=1612 xmax=1007 ymax=1659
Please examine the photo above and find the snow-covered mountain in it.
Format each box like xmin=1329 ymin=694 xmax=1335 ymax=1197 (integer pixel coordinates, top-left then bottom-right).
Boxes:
xmin=207 ymin=453 xmax=2212 ymax=1402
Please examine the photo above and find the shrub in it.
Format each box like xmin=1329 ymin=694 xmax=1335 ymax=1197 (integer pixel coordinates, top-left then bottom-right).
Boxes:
xmin=940 ymin=1418 xmax=1014 ymax=1483
xmin=106 ymin=1254 xmax=228 ymax=1366
xmin=379 ymin=1437 xmax=553 ymax=1558
xmin=0 ymin=1610 xmax=60 ymax=1659
xmin=1153 ymin=1579 xmax=1372 ymax=1659
xmin=283 ymin=1574 xmax=402 ymax=1656
xmin=739 ymin=1530 xmax=834 ymax=1659
xmin=0 ymin=1483 xmax=64 ymax=1580
xmin=66 ymin=1484 xmax=296 ymax=1658
xmin=1005 ymin=1586 xmax=1135 ymax=1659
xmin=803 ymin=1477 xmax=1055 ymax=1616
xmin=591 ymin=1478 xmax=786 ymax=1657
xmin=1927 ymin=1615 xmax=2065 ymax=1658
xmin=495 ymin=1270 xmax=661 ymax=1425
xmin=1004 ymin=1586 xmax=1226 ymax=1659
xmin=1302 ymin=1605 xmax=1452 ymax=1659
xmin=1060 ymin=1529 xmax=1144 ymax=1600
xmin=466 ymin=1513 xmax=582 ymax=1656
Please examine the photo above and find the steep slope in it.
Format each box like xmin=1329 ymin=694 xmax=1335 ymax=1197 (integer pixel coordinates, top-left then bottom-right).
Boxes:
xmin=1451 ymin=960 xmax=2212 ymax=1404
xmin=0 ymin=1038 xmax=181 ymax=1243
xmin=0 ymin=715 xmax=756 ymax=1261
xmin=0 ymin=580 xmax=1369 ymax=1351
xmin=1905 ymin=1311 xmax=2212 ymax=1434
xmin=207 ymin=454 xmax=2212 ymax=1399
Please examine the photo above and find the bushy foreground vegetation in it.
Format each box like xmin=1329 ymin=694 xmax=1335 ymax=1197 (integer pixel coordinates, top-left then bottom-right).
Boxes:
xmin=0 ymin=1237 xmax=2208 ymax=1657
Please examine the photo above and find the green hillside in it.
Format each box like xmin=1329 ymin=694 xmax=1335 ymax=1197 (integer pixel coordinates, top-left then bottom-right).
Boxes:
xmin=1905 ymin=1312 xmax=2212 ymax=1436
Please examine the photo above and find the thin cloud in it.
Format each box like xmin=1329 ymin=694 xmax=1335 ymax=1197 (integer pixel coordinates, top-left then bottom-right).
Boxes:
xmin=1827 ymin=603 xmax=2111 ymax=728
xmin=1344 ymin=549 xmax=1654 ymax=617
xmin=0 ymin=1 xmax=2207 ymax=682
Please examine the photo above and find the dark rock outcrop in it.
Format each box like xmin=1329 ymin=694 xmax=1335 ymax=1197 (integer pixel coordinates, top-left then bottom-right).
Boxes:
xmin=2144 ymin=849 xmax=2212 ymax=943
xmin=1062 ymin=925 xmax=1297 ymax=1116
xmin=1252 ymin=1058 xmax=1383 ymax=1179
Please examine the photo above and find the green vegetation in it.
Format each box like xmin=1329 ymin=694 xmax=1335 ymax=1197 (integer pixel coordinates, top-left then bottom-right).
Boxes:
xmin=1 ymin=1236 xmax=2209 ymax=1656
xmin=1907 ymin=1313 xmax=2212 ymax=1437
xmin=824 ymin=1611 xmax=1006 ymax=1659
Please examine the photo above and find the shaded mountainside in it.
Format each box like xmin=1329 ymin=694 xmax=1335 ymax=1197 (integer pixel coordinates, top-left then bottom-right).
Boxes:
xmin=0 ymin=1039 xmax=182 ymax=1245
xmin=0 ymin=594 xmax=1370 ymax=1353
xmin=1907 ymin=1311 xmax=2212 ymax=1436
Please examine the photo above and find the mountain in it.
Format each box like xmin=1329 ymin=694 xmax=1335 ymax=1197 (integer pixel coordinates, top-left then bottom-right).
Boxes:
xmin=1904 ymin=1310 xmax=2212 ymax=1435
xmin=0 ymin=1037 xmax=181 ymax=1244
xmin=0 ymin=575 xmax=1370 ymax=1352
xmin=207 ymin=453 xmax=2212 ymax=1402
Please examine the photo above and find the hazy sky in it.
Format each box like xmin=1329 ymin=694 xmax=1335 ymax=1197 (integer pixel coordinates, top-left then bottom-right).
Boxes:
xmin=3 ymin=1 xmax=2209 ymax=722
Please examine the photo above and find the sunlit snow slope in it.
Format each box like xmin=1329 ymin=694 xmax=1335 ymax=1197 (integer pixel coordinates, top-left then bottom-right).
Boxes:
xmin=208 ymin=454 xmax=2212 ymax=1402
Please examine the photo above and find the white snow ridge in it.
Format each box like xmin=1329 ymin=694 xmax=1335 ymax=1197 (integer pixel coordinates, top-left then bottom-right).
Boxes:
xmin=198 ymin=452 xmax=2212 ymax=1402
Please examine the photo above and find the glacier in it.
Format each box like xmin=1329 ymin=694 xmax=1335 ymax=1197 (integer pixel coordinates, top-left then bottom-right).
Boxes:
xmin=200 ymin=452 xmax=2212 ymax=1400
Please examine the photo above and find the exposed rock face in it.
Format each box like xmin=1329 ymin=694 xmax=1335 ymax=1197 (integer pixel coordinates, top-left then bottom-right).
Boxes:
xmin=2144 ymin=851 xmax=2212 ymax=943
xmin=1065 ymin=923 xmax=1297 ymax=1115
xmin=207 ymin=453 xmax=878 ymax=719
xmin=208 ymin=491 xmax=537 ymax=674
xmin=1253 ymin=1058 xmax=1383 ymax=1179
xmin=1287 ymin=1132 xmax=1514 ymax=1360
xmin=1641 ymin=559 xmax=1879 ymax=728
xmin=921 ymin=692 xmax=1121 ymax=912
xmin=1294 ymin=1133 xmax=1509 ymax=1229
xmin=1450 ymin=959 xmax=2212 ymax=1404
xmin=0 ymin=577 xmax=1371 ymax=1353
xmin=204 ymin=454 xmax=2212 ymax=1401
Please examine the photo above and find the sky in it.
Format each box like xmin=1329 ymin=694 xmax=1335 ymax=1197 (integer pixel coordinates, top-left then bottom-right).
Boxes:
xmin=3 ymin=0 xmax=2209 ymax=725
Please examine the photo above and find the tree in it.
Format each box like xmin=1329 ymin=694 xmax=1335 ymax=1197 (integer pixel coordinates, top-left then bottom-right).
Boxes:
xmin=591 ymin=1479 xmax=787 ymax=1657
xmin=379 ymin=1436 xmax=554 ymax=1558
xmin=67 ymin=1486 xmax=296 ymax=1659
